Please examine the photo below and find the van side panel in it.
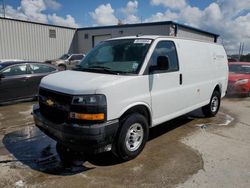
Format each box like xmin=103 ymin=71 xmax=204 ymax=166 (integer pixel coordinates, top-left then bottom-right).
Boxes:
xmin=175 ymin=39 xmax=228 ymax=110
xmin=149 ymin=38 xmax=228 ymax=126
xmin=210 ymin=45 xmax=229 ymax=97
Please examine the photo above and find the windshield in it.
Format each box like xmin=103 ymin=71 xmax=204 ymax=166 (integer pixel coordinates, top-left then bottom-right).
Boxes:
xmin=60 ymin=54 xmax=70 ymax=60
xmin=78 ymin=39 xmax=152 ymax=74
xmin=229 ymin=64 xmax=250 ymax=74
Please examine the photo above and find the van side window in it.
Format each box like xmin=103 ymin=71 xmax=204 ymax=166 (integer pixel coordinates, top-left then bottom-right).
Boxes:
xmin=149 ymin=41 xmax=179 ymax=72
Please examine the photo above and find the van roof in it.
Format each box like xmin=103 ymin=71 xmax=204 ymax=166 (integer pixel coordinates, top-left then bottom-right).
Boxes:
xmin=107 ymin=35 xmax=171 ymax=40
xmin=107 ymin=35 xmax=218 ymax=44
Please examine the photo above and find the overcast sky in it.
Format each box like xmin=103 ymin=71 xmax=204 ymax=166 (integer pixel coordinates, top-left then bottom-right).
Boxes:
xmin=1 ymin=0 xmax=250 ymax=55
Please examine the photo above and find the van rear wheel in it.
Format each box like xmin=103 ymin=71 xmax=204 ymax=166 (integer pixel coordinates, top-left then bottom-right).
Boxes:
xmin=202 ymin=90 xmax=221 ymax=117
xmin=114 ymin=113 xmax=149 ymax=161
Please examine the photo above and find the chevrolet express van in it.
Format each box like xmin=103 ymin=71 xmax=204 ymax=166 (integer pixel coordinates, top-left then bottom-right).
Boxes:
xmin=33 ymin=36 xmax=228 ymax=161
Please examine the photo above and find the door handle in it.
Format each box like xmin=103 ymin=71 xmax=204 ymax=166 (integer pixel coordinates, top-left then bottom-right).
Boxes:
xmin=179 ymin=74 xmax=183 ymax=85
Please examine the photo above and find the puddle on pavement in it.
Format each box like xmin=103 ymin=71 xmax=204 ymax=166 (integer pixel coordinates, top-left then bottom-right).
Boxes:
xmin=2 ymin=125 xmax=91 ymax=175
xmin=18 ymin=106 xmax=33 ymax=116
xmin=193 ymin=112 xmax=234 ymax=130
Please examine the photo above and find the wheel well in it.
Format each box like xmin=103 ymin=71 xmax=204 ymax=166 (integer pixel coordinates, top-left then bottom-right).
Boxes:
xmin=120 ymin=105 xmax=151 ymax=127
xmin=58 ymin=64 xmax=66 ymax=67
xmin=214 ymin=85 xmax=221 ymax=94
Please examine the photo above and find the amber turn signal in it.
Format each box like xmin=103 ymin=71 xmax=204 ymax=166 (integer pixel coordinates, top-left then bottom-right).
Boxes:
xmin=70 ymin=112 xmax=105 ymax=120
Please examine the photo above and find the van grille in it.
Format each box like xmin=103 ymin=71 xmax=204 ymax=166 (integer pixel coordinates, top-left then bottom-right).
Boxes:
xmin=39 ymin=88 xmax=72 ymax=124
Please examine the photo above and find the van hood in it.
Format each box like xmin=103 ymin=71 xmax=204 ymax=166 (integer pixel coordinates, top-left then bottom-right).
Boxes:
xmin=40 ymin=70 xmax=130 ymax=95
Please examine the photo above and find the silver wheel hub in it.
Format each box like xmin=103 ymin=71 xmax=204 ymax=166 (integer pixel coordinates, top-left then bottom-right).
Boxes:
xmin=125 ymin=123 xmax=144 ymax=152
xmin=211 ymin=96 xmax=219 ymax=113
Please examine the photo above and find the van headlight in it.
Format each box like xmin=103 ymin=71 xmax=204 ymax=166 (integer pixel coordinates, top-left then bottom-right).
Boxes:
xmin=72 ymin=95 xmax=106 ymax=105
xmin=71 ymin=95 xmax=107 ymax=121
xmin=235 ymin=79 xmax=249 ymax=85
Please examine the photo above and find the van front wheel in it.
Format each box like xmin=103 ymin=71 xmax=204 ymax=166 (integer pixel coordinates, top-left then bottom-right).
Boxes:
xmin=202 ymin=90 xmax=221 ymax=117
xmin=115 ymin=113 xmax=149 ymax=161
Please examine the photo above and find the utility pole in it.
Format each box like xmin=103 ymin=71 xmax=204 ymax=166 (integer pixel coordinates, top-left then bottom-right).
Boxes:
xmin=241 ymin=43 xmax=244 ymax=57
xmin=1 ymin=0 xmax=5 ymax=18
xmin=239 ymin=43 xmax=242 ymax=61
xmin=239 ymin=42 xmax=245 ymax=61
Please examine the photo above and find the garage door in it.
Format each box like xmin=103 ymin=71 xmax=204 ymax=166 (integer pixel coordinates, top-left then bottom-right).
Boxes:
xmin=93 ymin=34 xmax=111 ymax=47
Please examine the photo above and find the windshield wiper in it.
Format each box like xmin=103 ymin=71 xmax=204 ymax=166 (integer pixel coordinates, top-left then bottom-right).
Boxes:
xmin=74 ymin=65 xmax=133 ymax=75
xmin=88 ymin=66 xmax=120 ymax=75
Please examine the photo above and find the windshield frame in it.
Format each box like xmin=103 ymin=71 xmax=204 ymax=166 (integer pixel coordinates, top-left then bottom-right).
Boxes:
xmin=77 ymin=38 xmax=154 ymax=75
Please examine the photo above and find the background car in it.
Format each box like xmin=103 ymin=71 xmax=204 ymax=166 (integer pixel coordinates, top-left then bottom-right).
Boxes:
xmin=227 ymin=62 xmax=250 ymax=96
xmin=0 ymin=61 xmax=58 ymax=104
xmin=45 ymin=53 xmax=85 ymax=70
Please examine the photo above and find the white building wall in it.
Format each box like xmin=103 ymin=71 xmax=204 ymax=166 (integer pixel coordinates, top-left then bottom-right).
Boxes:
xmin=76 ymin=24 xmax=216 ymax=54
xmin=76 ymin=25 xmax=170 ymax=54
xmin=177 ymin=26 xmax=215 ymax=43
xmin=0 ymin=19 xmax=217 ymax=61
xmin=0 ymin=18 xmax=76 ymax=61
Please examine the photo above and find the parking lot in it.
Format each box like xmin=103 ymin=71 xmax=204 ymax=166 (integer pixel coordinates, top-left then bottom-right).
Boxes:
xmin=0 ymin=97 xmax=249 ymax=188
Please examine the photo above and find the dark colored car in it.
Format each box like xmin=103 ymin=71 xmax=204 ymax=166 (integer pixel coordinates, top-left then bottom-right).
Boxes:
xmin=0 ymin=61 xmax=58 ymax=104
xmin=227 ymin=62 xmax=250 ymax=96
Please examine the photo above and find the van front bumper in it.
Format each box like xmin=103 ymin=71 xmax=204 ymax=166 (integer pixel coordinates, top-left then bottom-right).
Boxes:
xmin=33 ymin=104 xmax=119 ymax=154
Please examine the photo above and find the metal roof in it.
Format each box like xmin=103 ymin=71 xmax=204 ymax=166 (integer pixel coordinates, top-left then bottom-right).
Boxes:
xmin=77 ymin=21 xmax=219 ymax=37
xmin=0 ymin=17 xmax=76 ymax=30
xmin=0 ymin=17 xmax=219 ymax=38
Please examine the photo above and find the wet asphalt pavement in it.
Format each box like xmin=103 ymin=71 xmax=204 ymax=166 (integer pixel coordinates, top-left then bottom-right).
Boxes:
xmin=0 ymin=98 xmax=249 ymax=188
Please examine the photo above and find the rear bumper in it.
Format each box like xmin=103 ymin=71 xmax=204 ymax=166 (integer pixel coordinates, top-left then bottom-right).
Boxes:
xmin=33 ymin=104 xmax=119 ymax=154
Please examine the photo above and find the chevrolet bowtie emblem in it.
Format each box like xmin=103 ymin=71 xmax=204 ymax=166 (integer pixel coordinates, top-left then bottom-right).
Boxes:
xmin=46 ymin=99 xmax=54 ymax=106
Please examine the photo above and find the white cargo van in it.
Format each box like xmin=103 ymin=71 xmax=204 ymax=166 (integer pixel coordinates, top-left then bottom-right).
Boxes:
xmin=33 ymin=36 xmax=228 ymax=161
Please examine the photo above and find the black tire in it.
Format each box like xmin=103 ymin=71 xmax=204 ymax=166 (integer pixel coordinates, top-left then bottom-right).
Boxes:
xmin=58 ymin=64 xmax=66 ymax=71
xmin=114 ymin=113 xmax=149 ymax=161
xmin=202 ymin=90 xmax=221 ymax=117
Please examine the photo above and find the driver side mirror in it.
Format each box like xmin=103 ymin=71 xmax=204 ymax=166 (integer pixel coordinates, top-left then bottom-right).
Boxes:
xmin=149 ymin=56 xmax=170 ymax=73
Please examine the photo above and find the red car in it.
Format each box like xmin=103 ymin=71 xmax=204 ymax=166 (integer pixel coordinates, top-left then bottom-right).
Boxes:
xmin=227 ymin=62 xmax=250 ymax=96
